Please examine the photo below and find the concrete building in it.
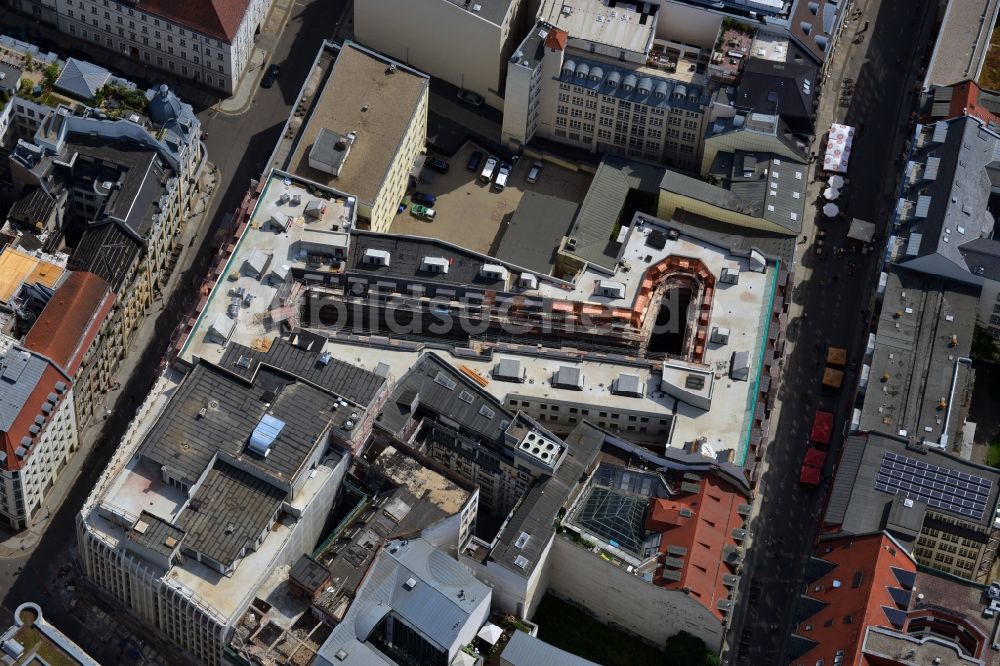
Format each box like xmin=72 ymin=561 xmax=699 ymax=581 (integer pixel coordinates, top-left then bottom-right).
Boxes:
xmin=8 ymin=0 xmax=271 ymax=93
xmin=282 ymin=41 xmax=429 ymax=233
xmin=315 ymin=538 xmax=492 ymax=666
xmin=500 ymin=631 xmax=598 ymax=666
xmin=177 ymin=170 xmax=787 ymax=470
xmin=0 ymin=602 xmax=100 ymax=665
xmin=923 ymin=0 xmax=1000 ymax=90
xmin=354 ymin=0 xmax=528 ymax=110
xmin=823 ymin=431 xmax=1000 ymax=584
xmin=857 ymin=269 xmax=979 ymax=449
xmin=504 ymin=1 xmax=710 ymax=170
xmin=788 ymin=532 xmax=995 ymax=666
xmin=77 ymin=340 xmax=388 ymax=665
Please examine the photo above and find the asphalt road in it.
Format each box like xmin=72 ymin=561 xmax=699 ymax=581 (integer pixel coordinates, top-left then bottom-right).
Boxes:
xmin=724 ymin=0 xmax=940 ymax=664
xmin=0 ymin=0 xmax=346 ymax=659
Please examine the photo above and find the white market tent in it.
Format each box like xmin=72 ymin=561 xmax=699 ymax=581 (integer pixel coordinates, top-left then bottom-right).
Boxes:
xmin=823 ymin=203 xmax=840 ymax=217
xmin=829 ymin=174 xmax=845 ymax=189
xmin=823 ymin=124 xmax=855 ymax=173
xmin=823 ymin=187 xmax=840 ymax=200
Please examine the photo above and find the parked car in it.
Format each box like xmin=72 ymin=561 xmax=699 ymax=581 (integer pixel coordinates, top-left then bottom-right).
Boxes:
xmin=261 ymin=64 xmax=280 ymax=88
xmin=426 ymin=157 xmax=450 ymax=174
xmin=411 ymin=204 xmax=436 ymax=220
xmin=526 ymin=161 xmax=543 ymax=184
xmin=467 ymin=151 xmax=484 ymax=171
xmin=456 ymin=89 xmax=484 ymax=106
xmin=493 ymin=164 xmax=511 ymax=191
xmin=480 ymin=156 xmax=498 ymax=183
xmin=411 ymin=191 xmax=437 ymax=205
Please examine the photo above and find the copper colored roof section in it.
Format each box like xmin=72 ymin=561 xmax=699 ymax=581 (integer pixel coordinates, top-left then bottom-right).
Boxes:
xmin=652 ymin=475 xmax=747 ymax=620
xmin=544 ymin=28 xmax=568 ymax=51
xmin=948 ymin=80 xmax=1000 ymax=127
xmin=791 ymin=533 xmax=916 ymax=666
xmin=139 ymin=0 xmax=252 ymax=43
xmin=24 ymin=271 xmax=114 ymax=378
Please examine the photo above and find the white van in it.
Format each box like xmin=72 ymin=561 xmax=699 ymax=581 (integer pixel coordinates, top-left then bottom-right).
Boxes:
xmin=493 ymin=164 xmax=511 ymax=191
xmin=480 ymin=156 xmax=498 ymax=183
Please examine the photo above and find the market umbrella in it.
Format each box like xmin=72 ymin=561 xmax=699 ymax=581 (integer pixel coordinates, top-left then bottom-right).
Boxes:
xmin=823 ymin=203 xmax=840 ymax=217
xmin=823 ymin=187 xmax=840 ymax=200
xmin=829 ymin=175 xmax=845 ymax=189
xmin=453 ymin=651 xmax=477 ymax=666
xmin=477 ymin=623 xmax=504 ymax=645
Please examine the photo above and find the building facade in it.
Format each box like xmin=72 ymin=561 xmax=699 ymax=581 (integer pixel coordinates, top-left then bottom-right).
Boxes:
xmin=0 ymin=342 xmax=77 ymax=529
xmin=9 ymin=0 xmax=270 ymax=93
xmin=503 ymin=1 xmax=709 ymax=170
xmin=354 ymin=0 xmax=528 ymax=110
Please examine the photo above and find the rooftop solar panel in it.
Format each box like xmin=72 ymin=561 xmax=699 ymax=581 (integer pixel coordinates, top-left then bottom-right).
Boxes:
xmin=874 ymin=452 xmax=991 ymax=520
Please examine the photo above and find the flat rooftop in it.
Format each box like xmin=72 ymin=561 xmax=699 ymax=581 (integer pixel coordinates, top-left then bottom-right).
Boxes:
xmin=860 ymin=270 xmax=979 ymax=445
xmin=284 ymin=41 xmax=428 ymax=207
xmin=749 ymin=32 xmax=792 ymax=63
xmin=925 ymin=0 xmax=1000 ymax=88
xmin=538 ymin=0 xmax=657 ymax=55
xmin=138 ymin=361 xmax=338 ymax=487
xmin=87 ymin=373 xmax=342 ymax=622
xmin=493 ymin=191 xmax=578 ymax=275
xmin=0 ymin=247 xmax=64 ymax=304
xmin=179 ymin=171 xmax=355 ymax=366
xmin=443 ymin=0 xmax=514 ymax=26
xmin=825 ymin=432 xmax=1000 ymax=536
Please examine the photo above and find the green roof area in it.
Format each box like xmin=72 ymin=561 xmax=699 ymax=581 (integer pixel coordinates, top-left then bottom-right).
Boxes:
xmin=13 ymin=624 xmax=79 ymax=666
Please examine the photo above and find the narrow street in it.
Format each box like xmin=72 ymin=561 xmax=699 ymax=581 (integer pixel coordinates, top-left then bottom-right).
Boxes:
xmin=0 ymin=0 xmax=348 ymax=661
xmin=724 ymin=0 xmax=940 ymax=664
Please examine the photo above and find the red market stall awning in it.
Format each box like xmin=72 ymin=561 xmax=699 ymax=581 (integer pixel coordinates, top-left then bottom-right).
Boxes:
xmin=810 ymin=411 xmax=834 ymax=445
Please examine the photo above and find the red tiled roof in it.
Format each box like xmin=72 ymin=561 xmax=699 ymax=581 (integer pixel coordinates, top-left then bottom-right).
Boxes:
xmin=1 ymin=364 xmax=68 ymax=472
xmin=24 ymin=271 xmax=114 ymax=378
xmin=139 ymin=0 xmax=253 ymax=43
xmin=651 ymin=475 xmax=748 ymax=620
xmin=791 ymin=533 xmax=915 ymax=666
xmin=544 ymin=29 xmax=568 ymax=52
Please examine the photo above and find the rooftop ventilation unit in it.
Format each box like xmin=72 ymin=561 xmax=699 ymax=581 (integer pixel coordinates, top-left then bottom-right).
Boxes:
xmin=364 ymin=248 xmax=390 ymax=266
xmin=420 ymin=256 xmax=449 ymax=274
xmin=710 ymin=327 xmax=730 ymax=345
xmin=519 ymin=273 xmax=538 ymax=289
xmin=596 ymin=280 xmax=626 ymax=299
xmin=720 ymin=266 xmax=740 ymax=284
xmin=612 ymin=373 xmax=643 ymax=397
xmin=480 ymin=263 xmax=509 ymax=281
xmin=403 ymin=577 xmax=417 ymax=590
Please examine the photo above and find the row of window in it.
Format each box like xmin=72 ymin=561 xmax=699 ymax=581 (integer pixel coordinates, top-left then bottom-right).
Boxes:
xmin=66 ymin=25 xmax=227 ymax=79
xmin=75 ymin=0 xmax=225 ymax=46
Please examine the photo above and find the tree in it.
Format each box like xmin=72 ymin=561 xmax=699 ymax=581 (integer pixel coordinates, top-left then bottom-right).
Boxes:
xmin=43 ymin=63 xmax=60 ymax=88
xmin=664 ymin=632 xmax=721 ymax=666
xmin=972 ymin=324 xmax=998 ymax=362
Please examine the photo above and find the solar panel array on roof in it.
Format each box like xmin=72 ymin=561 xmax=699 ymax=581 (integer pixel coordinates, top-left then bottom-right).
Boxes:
xmin=874 ymin=451 xmax=992 ymax=519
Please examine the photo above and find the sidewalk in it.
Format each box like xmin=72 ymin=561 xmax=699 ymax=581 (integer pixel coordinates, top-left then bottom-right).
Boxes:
xmin=0 ymin=163 xmax=221 ymax=559
xmin=216 ymin=0 xmax=300 ymax=115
